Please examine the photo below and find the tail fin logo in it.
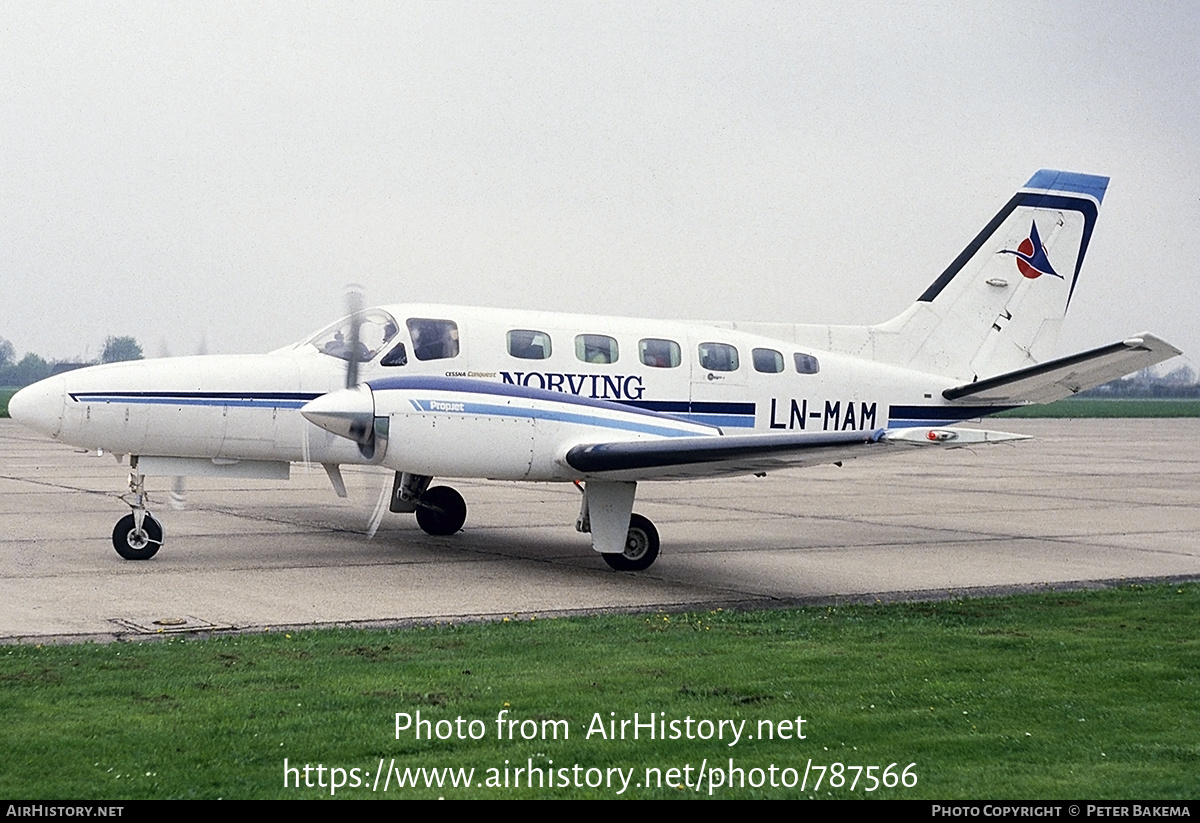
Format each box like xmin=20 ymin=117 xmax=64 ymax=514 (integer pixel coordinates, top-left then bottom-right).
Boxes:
xmin=1000 ymin=221 xmax=1062 ymax=279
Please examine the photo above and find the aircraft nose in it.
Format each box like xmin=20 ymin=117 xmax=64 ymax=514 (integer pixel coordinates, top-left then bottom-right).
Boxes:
xmin=8 ymin=376 xmax=66 ymax=438
xmin=301 ymin=386 xmax=375 ymax=445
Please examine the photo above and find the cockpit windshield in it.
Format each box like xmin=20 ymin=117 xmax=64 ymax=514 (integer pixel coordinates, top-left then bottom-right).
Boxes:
xmin=304 ymin=309 xmax=400 ymax=363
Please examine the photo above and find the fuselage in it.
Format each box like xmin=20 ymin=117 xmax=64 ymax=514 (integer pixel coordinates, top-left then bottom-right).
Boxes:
xmin=10 ymin=303 xmax=1000 ymax=480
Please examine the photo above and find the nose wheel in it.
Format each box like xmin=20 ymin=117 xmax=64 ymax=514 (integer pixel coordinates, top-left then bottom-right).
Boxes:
xmin=112 ymin=512 xmax=164 ymax=560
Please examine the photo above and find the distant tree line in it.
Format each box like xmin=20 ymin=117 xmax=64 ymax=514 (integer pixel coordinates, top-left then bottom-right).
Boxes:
xmin=1079 ymin=364 xmax=1200 ymax=399
xmin=0 ymin=336 xmax=143 ymax=387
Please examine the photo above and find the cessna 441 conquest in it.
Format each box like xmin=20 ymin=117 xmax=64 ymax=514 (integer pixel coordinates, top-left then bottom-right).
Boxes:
xmin=9 ymin=170 xmax=1180 ymax=570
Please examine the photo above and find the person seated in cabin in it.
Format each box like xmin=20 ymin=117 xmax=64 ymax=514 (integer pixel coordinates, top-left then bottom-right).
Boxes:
xmin=323 ymin=331 xmax=349 ymax=359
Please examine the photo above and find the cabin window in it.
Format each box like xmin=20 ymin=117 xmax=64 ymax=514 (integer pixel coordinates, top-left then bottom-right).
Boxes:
xmin=507 ymin=329 xmax=552 ymax=360
xmin=639 ymin=338 xmax=681 ymax=368
xmin=381 ymin=342 xmax=408 ymax=367
xmin=698 ymin=342 xmax=739 ymax=372
xmin=753 ymin=348 xmax=784 ymax=373
xmin=794 ymin=352 xmax=820 ymax=374
xmin=407 ymin=318 xmax=460 ymax=361
xmin=575 ymin=334 xmax=618 ymax=364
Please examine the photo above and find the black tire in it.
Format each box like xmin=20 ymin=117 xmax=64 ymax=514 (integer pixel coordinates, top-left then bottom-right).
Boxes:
xmin=602 ymin=513 xmax=660 ymax=571
xmin=112 ymin=513 xmax=163 ymax=560
xmin=415 ymin=486 xmax=467 ymax=536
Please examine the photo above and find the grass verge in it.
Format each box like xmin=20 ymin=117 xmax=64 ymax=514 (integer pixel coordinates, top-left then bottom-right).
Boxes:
xmin=2 ymin=583 xmax=1196 ymax=799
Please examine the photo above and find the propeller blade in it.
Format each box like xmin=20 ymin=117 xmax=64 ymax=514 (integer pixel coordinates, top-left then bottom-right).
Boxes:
xmin=344 ymin=284 xmax=365 ymax=389
xmin=366 ymin=473 xmax=390 ymax=538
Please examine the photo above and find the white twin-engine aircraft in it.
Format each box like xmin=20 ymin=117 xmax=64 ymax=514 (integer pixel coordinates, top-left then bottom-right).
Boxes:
xmin=10 ymin=170 xmax=1180 ymax=570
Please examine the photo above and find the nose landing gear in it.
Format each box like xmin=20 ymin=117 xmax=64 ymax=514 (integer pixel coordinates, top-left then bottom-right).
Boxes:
xmin=112 ymin=459 xmax=163 ymax=560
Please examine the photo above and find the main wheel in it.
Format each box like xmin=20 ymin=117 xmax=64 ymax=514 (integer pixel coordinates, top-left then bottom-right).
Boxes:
xmin=415 ymin=486 xmax=467 ymax=536
xmin=602 ymin=513 xmax=660 ymax=571
xmin=112 ymin=513 xmax=164 ymax=560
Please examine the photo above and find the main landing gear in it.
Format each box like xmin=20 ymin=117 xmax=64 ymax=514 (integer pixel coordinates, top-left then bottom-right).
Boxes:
xmin=392 ymin=473 xmax=663 ymax=571
xmin=414 ymin=486 xmax=468 ymax=536
xmin=575 ymin=480 xmax=661 ymax=572
xmin=112 ymin=461 xmax=163 ymax=560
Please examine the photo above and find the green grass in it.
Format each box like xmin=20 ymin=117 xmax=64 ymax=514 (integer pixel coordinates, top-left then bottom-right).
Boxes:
xmin=993 ymin=398 xmax=1200 ymax=418
xmin=0 ymin=388 xmax=15 ymax=418
xmin=2 ymin=583 xmax=1196 ymax=799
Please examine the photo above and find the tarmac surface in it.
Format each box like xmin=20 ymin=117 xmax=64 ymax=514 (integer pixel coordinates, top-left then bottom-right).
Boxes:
xmin=1 ymin=417 xmax=1197 ymax=643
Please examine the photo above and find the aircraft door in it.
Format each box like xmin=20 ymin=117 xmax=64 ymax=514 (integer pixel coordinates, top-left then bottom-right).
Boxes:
xmin=688 ymin=333 xmax=750 ymax=430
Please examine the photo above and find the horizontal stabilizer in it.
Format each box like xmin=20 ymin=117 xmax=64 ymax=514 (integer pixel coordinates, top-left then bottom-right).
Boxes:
xmin=942 ymin=333 xmax=1181 ymax=405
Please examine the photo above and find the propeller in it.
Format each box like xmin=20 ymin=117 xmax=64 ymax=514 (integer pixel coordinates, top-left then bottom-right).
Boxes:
xmin=304 ymin=284 xmax=391 ymax=537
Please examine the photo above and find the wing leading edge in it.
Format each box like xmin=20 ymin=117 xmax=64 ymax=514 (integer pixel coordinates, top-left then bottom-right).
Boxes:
xmin=564 ymin=426 xmax=1030 ymax=481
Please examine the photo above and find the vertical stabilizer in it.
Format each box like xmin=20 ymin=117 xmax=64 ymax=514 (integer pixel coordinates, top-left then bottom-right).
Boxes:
xmin=874 ymin=170 xmax=1108 ymax=381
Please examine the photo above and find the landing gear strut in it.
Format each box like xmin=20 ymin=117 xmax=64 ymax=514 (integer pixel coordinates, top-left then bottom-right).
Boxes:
xmin=113 ymin=461 xmax=163 ymax=560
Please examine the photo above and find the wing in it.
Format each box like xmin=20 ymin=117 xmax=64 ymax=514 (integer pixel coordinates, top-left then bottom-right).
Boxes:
xmin=943 ymin=333 xmax=1181 ymax=405
xmin=564 ymin=426 xmax=1029 ymax=481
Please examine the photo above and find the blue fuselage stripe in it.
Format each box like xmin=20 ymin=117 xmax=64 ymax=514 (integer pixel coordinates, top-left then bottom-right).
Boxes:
xmin=886 ymin=404 xmax=1015 ymax=427
xmin=411 ymin=400 xmax=704 ymax=438
xmin=69 ymin=392 xmax=319 ymax=409
xmin=67 ymin=391 xmax=996 ymax=432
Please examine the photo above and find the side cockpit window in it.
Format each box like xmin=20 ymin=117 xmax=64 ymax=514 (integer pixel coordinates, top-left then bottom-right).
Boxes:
xmin=408 ymin=318 xmax=460 ymax=361
xmin=381 ymin=342 xmax=407 ymax=367
xmin=507 ymin=330 xmax=552 ymax=360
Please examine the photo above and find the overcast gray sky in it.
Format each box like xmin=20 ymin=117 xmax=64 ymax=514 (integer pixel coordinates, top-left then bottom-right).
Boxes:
xmin=2 ymin=2 xmax=1196 ymax=367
